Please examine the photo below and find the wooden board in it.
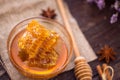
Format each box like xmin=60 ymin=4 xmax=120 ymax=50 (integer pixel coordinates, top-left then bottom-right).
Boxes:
xmin=52 ymin=0 xmax=120 ymax=80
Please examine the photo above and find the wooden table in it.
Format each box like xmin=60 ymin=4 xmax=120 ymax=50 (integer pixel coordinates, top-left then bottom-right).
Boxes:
xmin=0 ymin=0 xmax=120 ymax=80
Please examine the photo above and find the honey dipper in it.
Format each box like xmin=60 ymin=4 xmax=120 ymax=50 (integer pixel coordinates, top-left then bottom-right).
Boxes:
xmin=56 ymin=0 xmax=92 ymax=80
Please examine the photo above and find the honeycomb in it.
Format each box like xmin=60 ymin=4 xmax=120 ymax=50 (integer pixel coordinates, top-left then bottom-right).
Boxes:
xmin=18 ymin=20 xmax=59 ymax=68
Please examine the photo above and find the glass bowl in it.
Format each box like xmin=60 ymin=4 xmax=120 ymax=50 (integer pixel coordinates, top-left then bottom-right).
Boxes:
xmin=7 ymin=17 xmax=73 ymax=79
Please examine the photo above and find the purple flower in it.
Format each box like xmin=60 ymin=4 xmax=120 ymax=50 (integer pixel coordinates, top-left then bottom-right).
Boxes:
xmin=87 ymin=0 xmax=120 ymax=24
xmin=110 ymin=13 xmax=118 ymax=24
xmin=114 ymin=0 xmax=120 ymax=12
xmin=95 ymin=0 xmax=105 ymax=10
xmin=114 ymin=0 xmax=119 ymax=10
xmin=87 ymin=0 xmax=105 ymax=10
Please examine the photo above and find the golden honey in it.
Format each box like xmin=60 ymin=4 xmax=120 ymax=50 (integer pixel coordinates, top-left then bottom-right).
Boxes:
xmin=8 ymin=18 xmax=73 ymax=79
xmin=18 ymin=20 xmax=59 ymax=68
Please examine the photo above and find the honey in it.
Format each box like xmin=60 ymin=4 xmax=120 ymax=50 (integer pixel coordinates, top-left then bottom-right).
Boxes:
xmin=18 ymin=20 xmax=59 ymax=68
xmin=10 ymin=20 xmax=68 ymax=77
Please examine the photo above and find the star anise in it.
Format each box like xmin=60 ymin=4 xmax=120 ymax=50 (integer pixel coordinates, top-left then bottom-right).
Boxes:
xmin=97 ymin=45 xmax=116 ymax=63
xmin=40 ymin=8 xmax=56 ymax=19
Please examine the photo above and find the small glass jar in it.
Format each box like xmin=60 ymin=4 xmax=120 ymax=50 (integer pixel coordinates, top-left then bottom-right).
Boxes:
xmin=7 ymin=17 xmax=73 ymax=79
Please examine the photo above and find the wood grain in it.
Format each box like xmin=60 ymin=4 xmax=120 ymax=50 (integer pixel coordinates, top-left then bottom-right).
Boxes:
xmin=52 ymin=0 xmax=120 ymax=80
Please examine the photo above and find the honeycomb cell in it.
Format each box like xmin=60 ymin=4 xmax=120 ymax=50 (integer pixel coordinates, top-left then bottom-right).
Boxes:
xmin=18 ymin=20 xmax=59 ymax=68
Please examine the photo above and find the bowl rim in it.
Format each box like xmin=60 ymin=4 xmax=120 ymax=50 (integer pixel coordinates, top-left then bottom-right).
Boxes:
xmin=7 ymin=17 xmax=73 ymax=78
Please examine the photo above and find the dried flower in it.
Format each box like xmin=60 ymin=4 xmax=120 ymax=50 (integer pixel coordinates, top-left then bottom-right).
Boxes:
xmin=40 ymin=8 xmax=56 ymax=19
xmin=114 ymin=0 xmax=120 ymax=12
xmin=96 ymin=0 xmax=105 ymax=10
xmin=97 ymin=45 xmax=116 ymax=63
xmin=87 ymin=0 xmax=105 ymax=10
xmin=110 ymin=13 xmax=118 ymax=24
xmin=87 ymin=0 xmax=120 ymax=24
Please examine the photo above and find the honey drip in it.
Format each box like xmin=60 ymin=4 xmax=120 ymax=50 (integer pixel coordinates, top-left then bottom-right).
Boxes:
xmin=18 ymin=20 xmax=59 ymax=68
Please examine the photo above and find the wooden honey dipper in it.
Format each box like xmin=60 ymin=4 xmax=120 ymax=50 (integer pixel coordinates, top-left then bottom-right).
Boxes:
xmin=56 ymin=0 xmax=92 ymax=80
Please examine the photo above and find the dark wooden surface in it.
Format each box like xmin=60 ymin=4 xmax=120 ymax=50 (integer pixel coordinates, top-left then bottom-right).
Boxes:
xmin=0 ymin=0 xmax=120 ymax=80
xmin=52 ymin=0 xmax=120 ymax=80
